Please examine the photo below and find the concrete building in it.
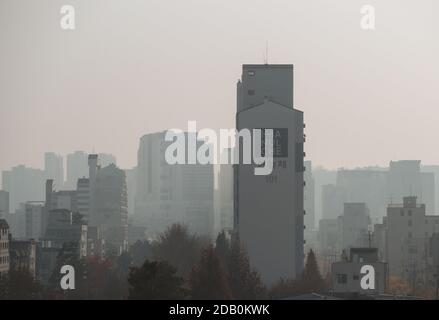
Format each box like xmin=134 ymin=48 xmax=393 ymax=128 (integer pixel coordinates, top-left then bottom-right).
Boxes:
xmin=76 ymin=178 xmax=91 ymax=222
xmin=65 ymin=151 xmax=88 ymax=190
xmin=0 ymin=190 xmax=9 ymax=216
xmin=9 ymin=239 xmax=36 ymax=277
xmin=304 ymin=161 xmax=315 ymax=231
xmin=91 ymin=164 xmax=128 ymax=253
xmin=339 ymin=203 xmax=371 ymax=251
xmin=44 ymin=152 xmax=64 ymax=190
xmin=331 ymin=248 xmax=388 ymax=296
xmin=321 ymin=184 xmax=343 ymax=220
xmin=385 ymin=196 xmax=439 ymax=287
xmin=0 ymin=219 xmax=9 ymax=278
xmin=135 ymin=132 xmax=214 ymax=237
xmin=125 ymin=167 xmax=137 ymax=216
xmin=24 ymin=201 xmax=46 ymax=240
xmin=388 ymin=161 xmax=435 ymax=214
xmin=235 ymin=64 xmax=304 ymax=285
xmin=2 ymin=165 xmax=45 ymax=213
xmin=43 ymin=209 xmax=88 ymax=257
xmin=98 ymin=153 xmax=117 ymax=168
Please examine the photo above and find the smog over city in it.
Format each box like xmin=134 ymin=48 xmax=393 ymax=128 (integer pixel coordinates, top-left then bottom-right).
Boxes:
xmin=0 ymin=0 xmax=439 ymax=314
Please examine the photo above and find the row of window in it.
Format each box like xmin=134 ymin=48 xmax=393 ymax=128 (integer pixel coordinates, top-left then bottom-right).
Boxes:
xmin=0 ymin=255 xmax=9 ymax=264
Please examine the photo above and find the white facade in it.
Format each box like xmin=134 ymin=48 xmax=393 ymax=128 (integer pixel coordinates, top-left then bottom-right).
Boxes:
xmin=236 ymin=64 xmax=304 ymax=286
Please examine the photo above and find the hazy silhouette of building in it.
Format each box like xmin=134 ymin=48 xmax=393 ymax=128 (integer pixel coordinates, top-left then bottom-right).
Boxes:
xmin=385 ymin=196 xmax=439 ymax=287
xmin=44 ymin=152 xmax=64 ymax=190
xmin=339 ymin=203 xmax=371 ymax=250
xmin=388 ymin=161 xmax=435 ymax=214
xmin=125 ymin=167 xmax=137 ymax=216
xmin=97 ymin=153 xmax=117 ymax=168
xmin=91 ymin=163 xmax=128 ymax=254
xmin=135 ymin=132 xmax=214 ymax=238
xmin=321 ymin=184 xmax=343 ymax=220
xmin=235 ymin=64 xmax=304 ymax=286
xmin=2 ymin=165 xmax=45 ymax=213
xmin=65 ymin=151 xmax=88 ymax=190
xmin=0 ymin=190 xmax=9 ymax=216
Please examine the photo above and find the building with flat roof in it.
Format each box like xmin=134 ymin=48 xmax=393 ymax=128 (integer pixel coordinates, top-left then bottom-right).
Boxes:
xmin=235 ymin=64 xmax=305 ymax=285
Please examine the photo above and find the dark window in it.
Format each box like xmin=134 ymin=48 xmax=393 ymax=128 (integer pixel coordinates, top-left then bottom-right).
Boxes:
xmin=248 ymin=90 xmax=255 ymax=96
xmin=337 ymin=274 xmax=347 ymax=284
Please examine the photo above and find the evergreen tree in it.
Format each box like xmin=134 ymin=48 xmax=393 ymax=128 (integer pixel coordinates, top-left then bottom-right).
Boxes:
xmin=152 ymin=224 xmax=207 ymax=279
xmin=128 ymin=259 xmax=187 ymax=300
xmin=301 ymin=249 xmax=326 ymax=293
xmin=227 ymin=238 xmax=266 ymax=299
xmin=190 ymin=246 xmax=232 ymax=300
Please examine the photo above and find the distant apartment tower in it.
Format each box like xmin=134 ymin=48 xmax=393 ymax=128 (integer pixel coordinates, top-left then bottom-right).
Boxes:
xmin=135 ymin=132 xmax=214 ymax=237
xmin=388 ymin=160 xmax=435 ymax=214
xmin=235 ymin=64 xmax=304 ymax=285
xmin=385 ymin=196 xmax=439 ymax=284
xmin=24 ymin=201 xmax=46 ymax=240
xmin=44 ymin=152 xmax=64 ymax=190
xmin=125 ymin=167 xmax=138 ymax=216
xmin=91 ymin=164 xmax=128 ymax=253
xmin=0 ymin=190 xmax=9 ymax=216
xmin=321 ymin=184 xmax=343 ymax=220
xmin=65 ymin=151 xmax=88 ymax=189
xmin=2 ymin=165 xmax=45 ymax=213
xmin=98 ymin=153 xmax=117 ymax=168
xmin=339 ymin=203 xmax=371 ymax=251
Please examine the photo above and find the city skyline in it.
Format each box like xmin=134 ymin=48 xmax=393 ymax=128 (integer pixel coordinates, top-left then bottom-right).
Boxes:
xmin=1 ymin=0 xmax=439 ymax=173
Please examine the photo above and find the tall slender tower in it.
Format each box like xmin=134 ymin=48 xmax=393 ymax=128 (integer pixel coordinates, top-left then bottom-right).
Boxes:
xmin=235 ymin=64 xmax=305 ymax=286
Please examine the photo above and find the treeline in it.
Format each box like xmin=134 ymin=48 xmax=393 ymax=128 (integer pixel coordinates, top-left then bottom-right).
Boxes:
xmin=0 ymin=224 xmax=329 ymax=300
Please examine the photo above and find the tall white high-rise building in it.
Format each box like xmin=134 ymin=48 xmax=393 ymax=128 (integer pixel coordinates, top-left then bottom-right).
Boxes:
xmin=135 ymin=132 xmax=214 ymax=238
xmin=235 ymin=64 xmax=305 ymax=286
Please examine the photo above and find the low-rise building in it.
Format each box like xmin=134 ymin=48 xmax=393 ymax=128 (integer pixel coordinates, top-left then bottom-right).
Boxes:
xmin=331 ymin=247 xmax=388 ymax=297
xmin=0 ymin=219 xmax=10 ymax=278
xmin=9 ymin=239 xmax=36 ymax=277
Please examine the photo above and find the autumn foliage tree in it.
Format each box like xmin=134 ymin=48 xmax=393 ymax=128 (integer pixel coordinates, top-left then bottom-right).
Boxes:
xmin=190 ymin=245 xmax=232 ymax=300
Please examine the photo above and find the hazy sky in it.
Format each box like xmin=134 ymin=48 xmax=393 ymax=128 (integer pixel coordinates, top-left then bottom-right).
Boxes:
xmin=1 ymin=0 xmax=438 ymax=173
